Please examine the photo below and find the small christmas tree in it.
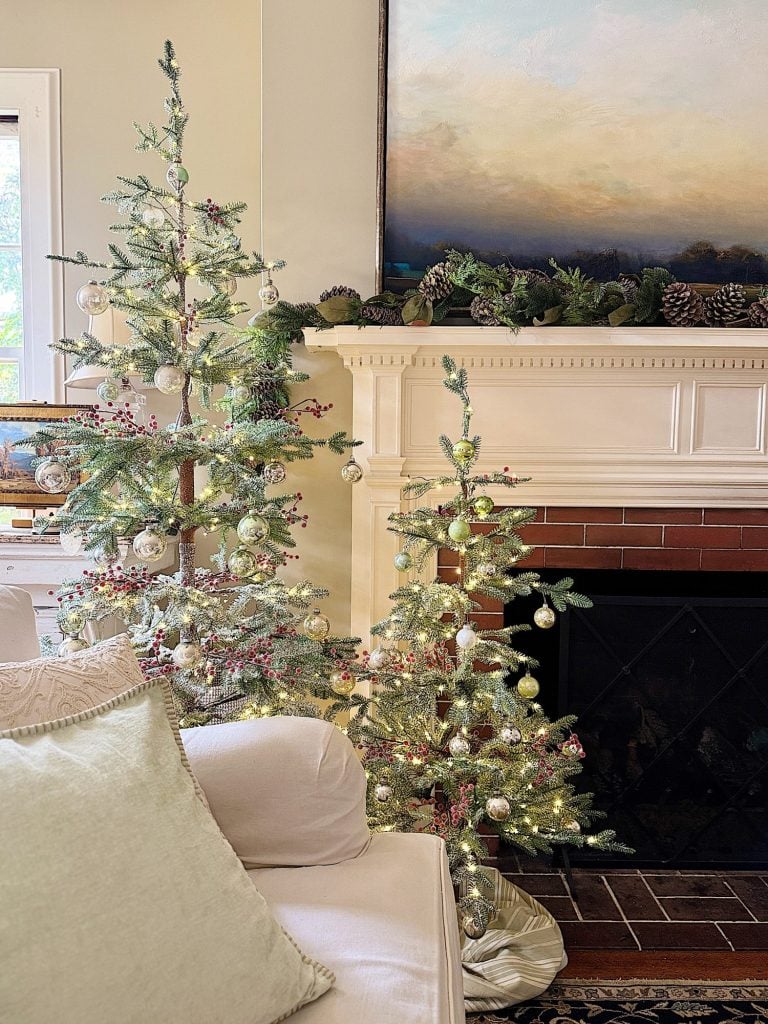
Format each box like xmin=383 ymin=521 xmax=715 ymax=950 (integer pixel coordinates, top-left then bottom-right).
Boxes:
xmin=24 ymin=42 xmax=367 ymax=726
xmin=353 ymin=356 xmax=628 ymax=937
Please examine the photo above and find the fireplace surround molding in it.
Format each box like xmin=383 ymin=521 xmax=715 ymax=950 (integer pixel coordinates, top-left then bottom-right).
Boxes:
xmin=306 ymin=326 xmax=768 ymax=649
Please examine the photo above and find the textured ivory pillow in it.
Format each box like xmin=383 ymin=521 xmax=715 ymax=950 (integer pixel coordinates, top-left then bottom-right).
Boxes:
xmin=0 ymin=678 xmax=334 ymax=1024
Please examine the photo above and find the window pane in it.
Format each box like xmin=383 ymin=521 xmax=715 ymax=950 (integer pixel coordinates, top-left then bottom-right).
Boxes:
xmin=0 ymin=360 xmax=20 ymax=401
xmin=0 ymin=249 xmax=22 ymax=332
xmin=0 ymin=135 xmax=21 ymax=246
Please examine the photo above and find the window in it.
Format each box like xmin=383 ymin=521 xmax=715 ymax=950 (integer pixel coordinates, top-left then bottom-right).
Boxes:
xmin=0 ymin=69 xmax=63 ymax=402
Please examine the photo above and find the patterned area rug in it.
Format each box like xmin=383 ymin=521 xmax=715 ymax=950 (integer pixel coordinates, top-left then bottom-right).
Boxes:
xmin=468 ymin=979 xmax=768 ymax=1023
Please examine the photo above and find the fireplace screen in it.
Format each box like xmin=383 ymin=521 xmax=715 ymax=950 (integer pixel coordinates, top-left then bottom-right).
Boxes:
xmin=507 ymin=571 xmax=768 ymax=868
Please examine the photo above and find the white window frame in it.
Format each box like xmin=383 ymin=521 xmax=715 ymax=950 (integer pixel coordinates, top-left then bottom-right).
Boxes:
xmin=0 ymin=69 xmax=63 ymax=402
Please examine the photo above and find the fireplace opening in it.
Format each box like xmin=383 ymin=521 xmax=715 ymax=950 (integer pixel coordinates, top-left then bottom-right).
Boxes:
xmin=504 ymin=570 xmax=768 ymax=869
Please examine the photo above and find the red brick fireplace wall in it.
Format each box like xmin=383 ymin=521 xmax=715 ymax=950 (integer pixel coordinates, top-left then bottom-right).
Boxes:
xmin=437 ymin=507 xmax=768 ymax=632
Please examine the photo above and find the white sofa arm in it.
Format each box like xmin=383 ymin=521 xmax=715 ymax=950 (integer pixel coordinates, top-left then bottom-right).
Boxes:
xmin=181 ymin=715 xmax=370 ymax=868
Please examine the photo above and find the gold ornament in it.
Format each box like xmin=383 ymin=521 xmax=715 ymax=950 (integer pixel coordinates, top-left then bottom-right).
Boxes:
xmin=564 ymin=820 xmax=581 ymax=833
xmin=57 ymin=608 xmax=87 ymax=636
xmin=534 ymin=604 xmax=556 ymax=629
xmin=462 ymin=914 xmax=487 ymax=940
xmin=473 ymin=495 xmax=494 ymax=518
xmin=227 ymin=546 xmax=258 ymax=578
xmin=394 ymin=551 xmax=412 ymax=571
xmin=340 ymin=457 xmax=363 ymax=484
xmin=330 ymin=670 xmax=355 ymax=696
xmin=485 ymin=795 xmax=511 ymax=821
xmin=57 ymin=635 xmax=90 ymax=657
xmin=237 ymin=512 xmax=269 ymax=545
xmin=303 ymin=608 xmax=330 ymax=640
xmin=517 ymin=672 xmax=540 ymax=699
xmin=448 ymin=517 xmax=471 ymax=542
xmin=452 ymin=439 xmax=476 ymax=465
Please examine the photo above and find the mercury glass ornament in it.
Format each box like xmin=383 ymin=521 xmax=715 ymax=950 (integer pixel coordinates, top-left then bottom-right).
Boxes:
xmin=57 ymin=608 xmax=86 ymax=636
xmin=76 ymin=279 xmax=109 ymax=315
xmin=172 ymin=640 xmax=202 ymax=670
xmin=60 ymin=528 xmax=84 ymax=556
xmin=218 ymin=273 xmax=237 ymax=296
xmin=227 ymin=546 xmax=258 ymax=578
xmin=456 ymin=624 xmax=478 ymax=650
xmin=340 ymin=457 xmax=363 ymax=484
xmin=394 ymin=551 xmax=412 ymax=572
xmin=330 ymin=671 xmax=355 ymax=696
xmin=230 ymin=383 xmax=252 ymax=404
xmin=476 ymin=562 xmax=497 ymax=578
xmin=237 ymin=512 xmax=269 ymax=545
xmin=303 ymin=607 xmax=331 ymax=641
xmin=448 ymin=517 xmax=471 ymax=543
xmin=58 ymin=635 xmax=90 ymax=657
xmin=132 ymin=523 xmax=167 ymax=563
xmin=96 ymin=378 xmax=121 ymax=403
xmin=517 ymin=672 xmax=540 ymax=699
xmin=141 ymin=207 xmax=165 ymax=228
xmin=367 ymin=648 xmax=390 ymax=671
xmin=93 ymin=548 xmax=119 ymax=571
xmin=262 ymin=461 xmax=287 ymax=485
xmin=473 ymin=495 xmax=494 ymax=519
xmin=34 ymin=460 xmax=71 ymax=494
xmin=166 ymin=162 xmax=189 ymax=188
xmin=485 ymin=795 xmax=511 ymax=822
xmin=462 ymin=915 xmax=487 ymax=940
xmin=448 ymin=734 xmax=470 ymax=756
xmin=374 ymin=783 xmax=393 ymax=802
xmin=259 ymin=279 xmax=279 ymax=306
xmin=533 ymin=604 xmax=556 ymax=630
xmin=451 ymin=438 xmax=476 ymax=465
xmin=153 ymin=363 xmax=185 ymax=394
xmin=564 ymin=820 xmax=582 ymax=833
xmin=499 ymin=725 xmax=523 ymax=745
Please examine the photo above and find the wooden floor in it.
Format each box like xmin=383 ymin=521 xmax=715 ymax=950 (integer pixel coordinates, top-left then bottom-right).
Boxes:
xmin=561 ymin=950 xmax=768 ymax=980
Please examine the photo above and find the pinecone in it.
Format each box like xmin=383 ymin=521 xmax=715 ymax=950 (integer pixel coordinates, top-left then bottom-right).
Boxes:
xmin=318 ymin=285 xmax=361 ymax=303
xmin=254 ymin=399 xmax=284 ymax=421
xmin=619 ymin=279 xmax=639 ymax=304
xmin=748 ymin=297 xmax=768 ymax=327
xmin=510 ymin=267 xmax=550 ymax=286
xmin=418 ymin=261 xmax=453 ymax=302
xmin=470 ymin=295 xmax=501 ymax=326
xmin=703 ymin=283 xmax=747 ymax=326
xmin=360 ymin=303 xmax=402 ymax=326
xmin=661 ymin=282 xmax=705 ymax=326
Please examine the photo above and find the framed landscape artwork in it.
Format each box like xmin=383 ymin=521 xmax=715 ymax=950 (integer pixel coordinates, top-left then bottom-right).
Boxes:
xmin=378 ymin=0 xmax=768 ymax=290
xmin=0 ymin=404 xmax=85 ymax=508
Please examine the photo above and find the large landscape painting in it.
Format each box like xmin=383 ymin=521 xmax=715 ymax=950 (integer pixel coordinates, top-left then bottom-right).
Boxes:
xmin=382 ymin=0 xmax=768 ymax=286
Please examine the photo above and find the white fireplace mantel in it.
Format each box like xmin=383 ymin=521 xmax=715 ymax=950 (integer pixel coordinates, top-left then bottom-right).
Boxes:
xmin=305 ymin=325 xmax=768 ymax=645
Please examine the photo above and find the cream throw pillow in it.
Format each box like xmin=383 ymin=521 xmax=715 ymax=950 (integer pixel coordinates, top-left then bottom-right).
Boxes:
xmin=0 ymin=679 xmax=334 ymax=1024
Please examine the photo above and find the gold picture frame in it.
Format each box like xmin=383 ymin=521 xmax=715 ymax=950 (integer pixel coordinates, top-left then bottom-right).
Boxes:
xmin=0 ymin=403 xmax=89 ymax=508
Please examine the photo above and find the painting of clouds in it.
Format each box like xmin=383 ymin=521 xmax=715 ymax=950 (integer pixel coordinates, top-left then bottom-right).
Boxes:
xmin=383 ymin=0 xmax=768 ymax=284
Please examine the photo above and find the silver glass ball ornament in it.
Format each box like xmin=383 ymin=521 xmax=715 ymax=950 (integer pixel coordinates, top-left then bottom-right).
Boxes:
xmin=166 ymin=163 xmax=189 ymax=189
xmin=476 ymin=562 xmax=497 ymax=578
xmin=218 ymin=273 xmax=238 ymax=297
xmin=132 ymin=523 xmax=167 ymax=563
xmin=534 ymin=604 xmax=557 ymax=629
xmin=262 ymin=461 xmax=287 ymax=485
xmin=367 ymin=648 xmax=390 ymax=671
xmin=93 ymin=548 xmax=119 ymax=571
xmin=59 ymin=528 xmax=84 ymax=556
xmin=303 ymin=607 xmax=331 ymax=641
xmin=330 ymin=671 xmax=355 ymax=696
xmin=34 ymin=460 xmax=71 ymax=494
xmin=485 ymin=795 xmax=511 ymax=821
xmin=456 ymin=624 xmax=478 ymax=650
xmin=374 ymin=783 xmax=393 ymax=802
xmin=227 ymin=546 xmax=259 ymax=578
xmin=340 ymin=458 xmax=363 ymax=484
xmin=499 ymin=725 xmax=523 ymax=745
xmin=237 ymin=512 xmax=269 ymax=545
xmin=448 ymin=734 xmax=470 ymax=756
xmin=141 ymin=207 xmax=165 ymax=228
xmin=96 ymin=378 xmax=121 ymax=403
xmin=172 ymin=639 xmax=203 ymax=670
xmin=58 ymin=635 xmax=90 ymax=657
xmin=394 ymin=551 xmax=412 ymax=572
xmin=153 ymin=363 xmax=185 ymax=395
xmin=76 ymin=280 xmax=109 ymax=315
xmin=259 ymin=279 xmax=279 ymax=307
xmin=462 ymin=915 xmax=487 ymax=940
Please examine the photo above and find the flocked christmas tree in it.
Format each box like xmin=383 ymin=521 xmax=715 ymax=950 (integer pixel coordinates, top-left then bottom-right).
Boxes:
xmin=353 ymin=357 xmax=628 ymax=937
xmin=24 ymin=42 xmax=368 ymax=726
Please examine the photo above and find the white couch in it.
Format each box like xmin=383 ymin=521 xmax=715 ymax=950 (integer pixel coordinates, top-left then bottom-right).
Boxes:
xmin=182 ymin=716 xmax=465 ymax=1024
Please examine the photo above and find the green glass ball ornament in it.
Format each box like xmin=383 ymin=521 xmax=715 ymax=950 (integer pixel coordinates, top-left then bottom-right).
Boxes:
xmin=485 ymin=795 xmax=511 ymax=821
xmin=237 ymin=513 xmax=269 ymax=545
xmin=57 ymin=608 xmax=87 ymax=636
xmin=57 ymin=635 xmax=90 ymax=657
xmin=166 ymin=163 xmax=189 ymax=189
xmin=374 ymin=783 xmax=393 ymax=803
xmin=76 ymin=279 xmax=109 ymax=315
xmin=473 ymin=495 xmax=494 ymax=519
xmin=259 ymin=279 xmax=279 ymax=307
xmin=394 ymin=551 xmax=412 ymax=572
xmin=330 ymin=671 xmax=355 ymax=696
xmin=227 ymin=546 xmax=259 ymax=578
xmin=448 ymin=517 xmax=471 ymax=543
xmin=303 ymin=607 xmax=330 ymax=641
xmin=517 ymin=672 xmax=540 ymax=699
xmin=534 ymin=604 xmax=556 ymax=629
xmin=462 ymin=915 xmax=487 ymax=940
xmin=262 ymin=461 xmax=286 ymax=485
xmin=452 ymin=439 xmax=476 ymax=465
xmin=96 ymin=378 xmax=121 ymax=403
xmin=34 ymin=460 xmax=71 ymax=494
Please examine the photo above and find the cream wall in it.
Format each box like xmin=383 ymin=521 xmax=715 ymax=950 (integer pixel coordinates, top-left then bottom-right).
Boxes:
xmin=2 ymin=0 xmax=380 ymax=636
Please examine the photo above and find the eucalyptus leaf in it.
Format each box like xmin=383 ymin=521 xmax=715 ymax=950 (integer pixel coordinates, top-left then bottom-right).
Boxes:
xmin=533 ymin=304 xmax=563 ymax=326
xmin=608 ymin=303 xmax=636 ymax=327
